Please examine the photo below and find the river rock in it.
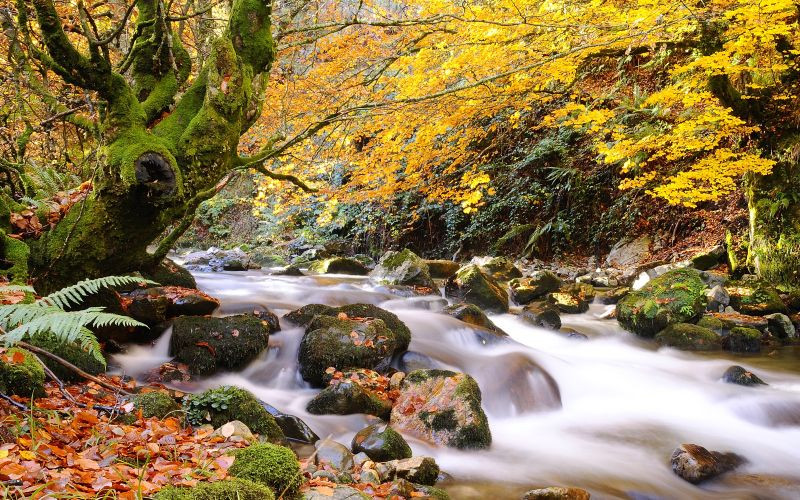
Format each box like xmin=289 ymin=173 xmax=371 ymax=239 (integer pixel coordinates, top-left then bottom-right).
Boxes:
xmin=398 ymin=351 xmax=446 ymax=372
xmin=310 ymin=257 xmax=370 ymax=275
xmin=374 ymin=456 xmax=440 ymax=486
xmin=351 ymin=424 xmax=412 ymax=462
xmin=445 ymin=264 xmax=509 ymax=313
xmin=390 ymin=369 xmax=491 ymax=449
xmin=127 ymin=286 xmax=220 ymax=325
xmin=522 ymin=487 xmax=591 ymax=500
xmin=765 ymin=313 xmax=796 ymax=340
xmin=425 ymin=259 xmax=461 ymax=278
xmin=298 ymin=315 xmax=401 ymax=387
xmin=261 ymin=402 xmax=320 ymax=443
xmin=670 ymin=443 xmax=744 ymax=484
xmin=273 ymin=264 xmax=305 ymax=276
xmin=509 ymin=271 xmax=562 ymax=304
xmin=307 ymin=373 xmax=393 ymax=419
xmin=655 ymin=323 xmax=721 ymax=351
xmin=304 ymin=485 xmax=369 ymax=500
xmin=316 ymin=440 xmax=355 ymax=472
xmin=546 ymin=291 xmax=589 ymax=314
xmin=183 ymin=386 xmax=284 ymax=443
xmin=728 ymin=284 xmax=787 ymax=316
xmin=605 ymin=235 xmax=652 ymax=268
xmin=477 ymin=256 xmax=523 ymax=281
xmin=210 ymin=420 xmax=255 ymax=442
xmin=144 ymin=258 xmax=197 ymax=288
xmin=286 ymin=303 xmax=411 ymax=351
xmin=170 ymin=314 xmax=274 ymax=376
xmin=442 ymin=303 xmax=506 ymax=335
xmin=520 ymin=302 xmax=561 ymax=330
xmin=705 ymin=285 xmax=730 ymax=312
xmin=724 ymin=327 xmax=762 ymax=353
xmin=691 ymin=245 xmax=726 ymax=271
xmin=473 ymin=352 xmax=562 ymax=415
xmin=597 ymin=286 xmax=630 ymax=305
xmin=721 ymin=366 xmax=767 ymax=386
xmin=616 ymin=268 xmax=707 ymax=337
xmin=183 ymin=247 xmax=254 ymax=272
xmin=371 ymin=249 xmax=435 ymax=288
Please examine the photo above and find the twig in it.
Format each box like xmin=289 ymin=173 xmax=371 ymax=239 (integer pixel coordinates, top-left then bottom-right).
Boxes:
xmin=0 ymin=392 xmax=28 ymax=412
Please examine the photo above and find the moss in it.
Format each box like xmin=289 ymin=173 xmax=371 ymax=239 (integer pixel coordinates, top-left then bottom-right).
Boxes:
xmin=481 ymin=256 xmax=522 ymax=281
xmin=352 ymin=424 xmax=412 ymax=462
xmin=283 ymin=304 xmax=336 ymax=326
xmin=445 ymin=264 xmax=509 ymax=313
xmin=728 ymin=284 xmax=787 ymax=315
xmin=509 ymin=271 xmax=562 ymax=304
xmin=228 ymin=443 xmax=302 ymax=496
xmin=655 ymin=323 xmax=721 ymax=351
xmin=226 ymin=0 xmax=275 ymax=73
xmin=726 ymin=327 xmax=763 ymax=353
xmin=372 ymin=249 xmax=435 ymax=288
xmin=144 ymin=258 xmax=197 ymax=288
xmin=0 ymin=348 xmax=46 ymax=398
xmin=26 ymin=332 xmax=106 ymax=382
xmin=133 ymin=392 xmax=181 ymax=419
xmin=442 ymin=303 xmax=505 ymax=334
xmin=547 ymin=292 xmax=589 ymax=314
xmin=697 ymin=315 xmax=725 ymax=331
xmin=184 ymin=386 xmax=284 ymax=443
xmin=309 ymin=257 xmax=369 ymax=275
xmin=1 ymin=232 xmax=30 ymax=284
xmin=426 ymin=409 xmax=459 ymax=431
xmin=413 ymin=485 xmax=451 ymax=500
xmin=154 ymin=478 xmax=274 ymax=500
xmin=306 ymin=380 xmax=392 ymax=419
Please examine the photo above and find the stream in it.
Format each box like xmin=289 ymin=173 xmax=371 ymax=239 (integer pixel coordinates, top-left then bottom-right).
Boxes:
xmin=113 ymin=270 xmax=800 ymax=499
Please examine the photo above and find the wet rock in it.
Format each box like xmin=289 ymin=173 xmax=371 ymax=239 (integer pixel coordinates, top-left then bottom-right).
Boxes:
xmin=351 ymin=424 xmax=412 ymax=462
xmin=765 ymin=313 xmax=796 ymax=340
xmin=183 ymin=247 xmax=255 ymax=272
xmin=605 ymin=235 xmax=652 ymax=269
xmin=561 ymin=329 xmax=589 ymax=340
xmin=286 ymin=303 xmax=411 ymax=351
xmin=721 ymin=366 xmax=767 ymax=386
xmin=522 ymin=487 xmax=591 ymax=500
xmin=211 ymin=420 xmax=255 ymax=442
xmin=183 ymin=386 xmax=284 ymax=443
xmin=374 ymin=456 xmax=440 ymax=486
xmin=724 ymin=327 xmax=762 ymax=353
xmin=728 ymin=284 xmax=787 ymax=316
xmin=0 ymin=348 xmax=46 ymax=399
xmin=546 ymin=291 xmax=589 ymax=314
xmin=442 ymin=303 xmax=506 ymax=335
xmin=371 ymin=249 xmax=435 ymax=288
xmin=126 ymin=289 xmax=170 ymax=326
xmin=310 ymin=257 xmax=370 ymax=275
xmin=273 ymin=264 xmax=305 ymax=276
xmin=509 ymin=271 xmax=562 ymax=304
xmin=358 ymin=468 xmax=381 ymax=484
xmin=298 ymin=315 xmax=399 ymax=387
xmin=261 ymin=402 xmax=319 ymax=443
xmin=705 ymin=285 xmax=730 ymax=312
xmin=307 ymin=377 xmax=393 ymax=419
xmin=425 ymin=260 xmax=461 ymax=279
xmin=477 ymin=256 xmax=523 ymax=281
xmin=144 ymin=362 xmax=192 ymax=384
xmin=126 ymin=286 xmax=220 ymax=325
xmin=670 ymin=443 xmax=744 ymax=484
xmin=144 ymin=258 xmax=197 ymax=288
xmin=473 ymin=352 xmax=562 ymax=415
xmin=390 ymin=369 xmax=491 ymax=449
xmin=691 ymin=245 xmax=726 ymax=271
xmin=248 ymin=252 xmax=287 ymax=268
xmin=316 ymin=440 xmax=355 ymax=472
xmin=304 ymin=485 xmax=369 ymax=500
xmin=26 ymin=332 xmax=106 ymax=382
xmin=445 ymin=264 xmax=509 ymax=313
xmin=171 ymin=314 xmax=274 ymax=376
xmin=398 ymin=351 xmax=446 ymax=372
xmin=597 ymin=287 xmax=630 ymax=305
xmin=709 ymin=312 xmax=768 ymax=331
xmin=520 ymin=302 xmax=561 ymax=330
xmin=655 ymin=323 xmax=721 ymax=351
xmin=616 ymin=268 xmax=707 ymax=337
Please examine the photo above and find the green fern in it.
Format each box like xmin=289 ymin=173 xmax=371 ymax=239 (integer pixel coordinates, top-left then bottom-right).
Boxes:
xmin=0 ymin=276 xmax=157 ymax=367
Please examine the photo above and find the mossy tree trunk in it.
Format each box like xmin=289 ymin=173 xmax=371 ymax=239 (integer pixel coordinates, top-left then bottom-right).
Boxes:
xmin=1 ymin=0 xmax=274 ymax=291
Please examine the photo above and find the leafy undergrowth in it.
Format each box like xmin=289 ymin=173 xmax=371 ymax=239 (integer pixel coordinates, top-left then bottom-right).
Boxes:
xmin=0 ymin=376 xmax=242 ymax=499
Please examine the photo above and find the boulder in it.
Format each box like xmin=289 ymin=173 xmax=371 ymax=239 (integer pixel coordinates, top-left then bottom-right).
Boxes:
xmin=724 ymin=327 xmax=762 ymax=353
xmin=616 ymin=268 xmax=707 ymax=337
xmin=144 ymin=258 xmax=197 ymax=289
xmin=183 ymin=247 xmax=254 ymax=272
xmin=351 ymin=424 xmax=412 ymax=462
xmin=478 ymin=256 xmax=523 ymax=281
xmin=183 ymin=386 xmax=284 ymax=443
xmin=765 ymin=313 xmax=796 ymax=340
xmin=445 ymin=265 xmax=509 ymax=313
xmin=273 ymin=264 xmax=305 ymax=276
xmin=315 ymin=440 xmax=355 ymax=472
xmin=228 ymin=443 xmax=302 ymax=495
xmin=691 ymin=245 xmax=726 ymax=271
xmin=374 ymin=456 xmax=440 ymax=486
xmin=131 ymin=391 xmax=181 ymax=419
xmin=670 ymin=444 xmax=744 ymax=484
xmin=211 ymin=420 xmax=255 ymax=442
xmin=721 ymin=366 xmax=767 ymax=387
xmin=522 ymin=487 xmax=591 ymax=500
xmin=705 ymin=285 xmax=730 ymax=312
xmin=390 ymin=369 xmax=491 ymax=450
xmin=306 ymin=376 xmax=393 ymax=419
xmin=520 ymin=302 xmax=561 ymax=330
xmin=605 ymin=236 xmax=651 ymax=268
xmin=655 ymin=323 xmax=721 ymax=351
xmin=425 ymin=260 xmax=461 ymax=279
xmin=709 ymin=312 xmax=768 ymax=331
xmin=171 ymin=314 xmax=274 ymax=376
xmin=546 ymin=292 xmax=589 ymax=314
xmin=371 ymin=249 xmax=435 ymax=288
xmin=286 ymin=303 xmax=411 ymax=351
xmin=26 ymin=332 xmax=106 ymax=382
xmin=261 ymin=403 xmax=319 ymax=444
xmin=298 ymin=316 xmax=399 ymax=387
xmin=442 ymin=303 xmax=506 ymax=335
xmin=597 ymin=287 xmax=630 ymax=305
xmin=728 ymin=284 xmax=787 ymax=316
xmin=509 ymin=271 xmax=562 ymax=304
xmin=310 ymin=257 xmax=370 ymax=275
xmin=126 ymin=286 xmax=219 ymax=325
xmin=0 ymin=348 xmax=46 ymax=398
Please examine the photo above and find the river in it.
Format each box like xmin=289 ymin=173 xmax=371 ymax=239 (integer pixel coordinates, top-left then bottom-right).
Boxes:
xmin=113 ymin=270 xmax=800 ymax=499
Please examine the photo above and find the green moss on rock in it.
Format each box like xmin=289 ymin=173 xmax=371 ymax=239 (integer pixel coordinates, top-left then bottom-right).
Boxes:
xmin=306 ymin=379 xmax=392 ymax=419
xmin=154 ymin=478 xmax=274 ymax=500
xmin=509 ymin=271 xmax=562 ymax=304
xmin=184 ymin=386 xmax=284 ymax=443
xmin=144 ymin=258 xmax=197 ymax=288
xmin=229 ymin=443 xmax=302 ymax=496
xmin=26 ymin=332 xmax=106 ymax=382
xmin=371 ymin=249 xmax=435 ymax=288
xmin=0 ymin=348 xmax=46 ymax=398
xmin=697 ymin=315 xmax=725 ymax=332
xmin=445 ymin=264 xmax=509 ymax=314
xmin=133 ymin=392 xmax=181 ymax=419
xmin=655 ymin=323 xmax=721 ymax=351
xmin=726 ymin=327 xmax=762 ymax=353
xmin=728 ymin=284 xmax=787 ymax=316
xmin=480 ymin=256 xmax=522 ymax=281
xmin=309 ymin=257 xmax=369 ymax=275
xmin=351 ymin=424 xmax=412 ymax=462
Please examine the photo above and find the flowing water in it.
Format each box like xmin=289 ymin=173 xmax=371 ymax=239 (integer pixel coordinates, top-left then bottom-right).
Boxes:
xmin=113 ymin=270 xmax=800 ymax=499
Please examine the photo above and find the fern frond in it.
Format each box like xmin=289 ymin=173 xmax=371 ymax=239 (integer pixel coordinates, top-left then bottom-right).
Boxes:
xmin=3 ymin=308 xmax=146 ymax=346
xmin=40 ymin=276 xmax=158 ymax=309
xmin=77 ymin=327 xmax=106 ymax=368
xmin=0 ymin=304 xmax=62 ymax=330
xmin=0 ymin=285 xmax=36 ymax=295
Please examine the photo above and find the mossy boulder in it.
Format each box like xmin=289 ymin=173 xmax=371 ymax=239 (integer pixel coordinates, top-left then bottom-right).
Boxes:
xmin=375 ymin=456 xmax=441 ymax=486
xmin=445 ymin=265 xmax=509 ymax=314
xmin=425 ymin=260 xmax=460 ymax=279
xmin=154 ymin=478 xmax=275 ymax=500
xmin=520 ymin=302 xmax=561 ymax=330
xmin=546 ymin=292 xmax=589 ymax=314
xmin=286 ymin=303 xmax=411 ymax=352
xmin=725 ymin=327 xmax=762 ymax=353
xmin=229 ymin=443 xmax=302 ymax=496
xmin=765 ymin=313 xmax=797 ymax=340
xmin=655 ymin=323 xmax=721 ymax=351
xmin=126 ymin=286 xmax=219 ymax=325
xmin=479 ymin=256 xmax=522 ymax=281
xmin=721 ymin=365 xmax=767 ymax=386
xmin=306 ymin=377 xmax=392 ymax=419
xmin=691 ymin=246 xmax=726 ymax=271
xmin=298 ymin=316 xmax=398 ymax=387
xmin=598 ymin=286 xmax=630 ymax=305
xmin=310 ymin=257 xmax=370 ymax=275
xmin=351 ymin=423 xmax=412 ymax=462
xmin=183 ymin=386 xmax=284 ymax=443
xmin=144 ymin=258 xmax=197 ymax=288
xmin=441 ymin=303 xmax=506 ymax=335
xmin=697 ymin=315 xmax=725 ymax=332
xmin=509 ymin=271 xmax=562 ymax=304
xmin=26 ymin=332 xmax=106 ymax=382
xmin=371 ymin=249 xmax=435 ymax=288
xmin=562 ymin=282 xmax=596 ymax=302
xmin=133 ymin=391 xmax=181 ymax=419
xmin=616 ymin=268 xmax=708 ymax=337
xmin=728 ymin=284 xmax=787 ymax=316
xmin=0 ymin=348 xmax=46 ymax=398
xmin=390 ymin=369 xmax=491 ymax=450
xmin=170 ymin=314 xmax=273 ymax=376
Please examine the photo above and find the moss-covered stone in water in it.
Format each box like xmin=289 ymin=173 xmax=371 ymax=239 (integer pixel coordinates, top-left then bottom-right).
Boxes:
xmin=133 ymin=392 xmax=181 ymax=419
xmin=726 ymin=327 xmax=763 ymax=353
xmin=547 ymin=292 xmax=589 ymax=314
xmin=170 ymin=315 xmax=271 ymax=376
xmin=298 ymin=316 xmax=397 ymax=387
xmin=144 ymin=258 xmax=197 ymax=288
xmin=655 ymin=323 xmax=721 ymax=351
xmin=309 ymin=257 xmax=369 ymax=275
xmin=425 ymin=260 xmax=460 ymax=279
xmin=228 ymin=443 xmax=302 ymax=496
xmin=184 ymin=386 xmax=284 ymax=443
xmin=697 ymin=315 xmax=725 ymax=332
xmin=306 ymin=379 xmax=392 ymax=419
xmin=0 ymin=348 xmax=46 ymax=398
xmin=509 ymin=271 xmax=562 ymax=304
xmin=616 ymin=268 xmax=708 ymax=337
xmin=442 ymin=303 xmax=506 ymax=335
xmin=371 ymin=249 xmax=435 ymax=288
xmin=26 ymin=332 xmax=106 ymax=383
xmin=445 ymin=264 xmax=509 ymax=314
xmin=480 ymin=256 xmax=522 ymax=281
xmin=153 ymin=478 xmax=274 ymax=500
xmin=728 ymin=284 xmax=787 ymax=316
xmin=351 ymin=424 xmax=412 ymax=462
